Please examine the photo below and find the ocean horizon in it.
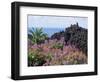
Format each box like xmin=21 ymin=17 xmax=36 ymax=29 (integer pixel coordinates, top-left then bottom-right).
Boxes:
xmin=28 ymin=27 xmax=65 ymax=37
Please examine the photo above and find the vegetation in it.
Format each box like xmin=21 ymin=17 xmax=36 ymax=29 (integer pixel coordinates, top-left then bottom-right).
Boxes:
xmin=28 ymin=27 xmax=48 ymax=44
xmin=51 ymin=43 xmax=63 ymax=50
xmin=51 ymin=23 xmax=88 ymax=54
xmin=51 ymin=31 xmax=64 ymax=40
xmin=28 ymin=23 xmax=88 ymax=66
xmin=28 ymin=49 xmax=46 ymax=66
xmin=64 ymin=23 xmax=87 ymax=54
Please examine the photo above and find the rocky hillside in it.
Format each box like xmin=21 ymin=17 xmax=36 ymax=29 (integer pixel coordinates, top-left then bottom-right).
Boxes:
xmin=51 ymin=23 xmax=88 ymax=54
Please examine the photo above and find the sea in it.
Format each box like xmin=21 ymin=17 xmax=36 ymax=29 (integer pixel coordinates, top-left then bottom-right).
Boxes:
xmin=28 ymin=27 xmax=65 ymax=37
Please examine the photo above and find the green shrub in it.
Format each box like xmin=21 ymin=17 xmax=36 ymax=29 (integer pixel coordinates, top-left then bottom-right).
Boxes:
xmin=46 ymin=53 xmax=52 ymax=61
xmin=28 ymin=50 xmax=46 ymax=66
xmin=51 ymin=43 xmax=63 ymax=50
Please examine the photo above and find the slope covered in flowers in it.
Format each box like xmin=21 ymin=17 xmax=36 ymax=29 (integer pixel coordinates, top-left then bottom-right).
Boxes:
xmin=28 ymin=23 xmax=88 ymax=66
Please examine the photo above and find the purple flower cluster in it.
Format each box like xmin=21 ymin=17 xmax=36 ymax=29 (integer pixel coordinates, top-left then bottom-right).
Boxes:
xmin=28 ymin=37 xmax=87 ymax=66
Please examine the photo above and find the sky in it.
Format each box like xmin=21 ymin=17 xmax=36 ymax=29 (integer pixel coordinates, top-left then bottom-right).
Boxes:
xmin=28 ymin=15 xmax=88 ymax=37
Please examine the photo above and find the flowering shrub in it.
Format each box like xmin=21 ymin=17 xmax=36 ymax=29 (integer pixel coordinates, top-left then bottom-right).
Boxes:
xmin=43 ymin=46 xmax=87 ymax=66
xmin=62 ymin=50 xmax=87 ymax=64
xmin=28 ymin=43 xmax=87 ymax=66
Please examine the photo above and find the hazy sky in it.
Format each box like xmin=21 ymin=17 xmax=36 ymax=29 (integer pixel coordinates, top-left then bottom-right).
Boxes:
xmin=28 ymin=15 xmax=88 ymax=29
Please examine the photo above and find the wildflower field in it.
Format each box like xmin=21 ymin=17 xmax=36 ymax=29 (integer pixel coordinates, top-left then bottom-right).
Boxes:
xmin=28 ymin=23 xmax=88 ymax=66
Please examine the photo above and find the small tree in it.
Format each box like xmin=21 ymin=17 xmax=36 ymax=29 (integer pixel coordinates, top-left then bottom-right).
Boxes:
xmin=28 ymin=27 xmax=48 ymax=44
